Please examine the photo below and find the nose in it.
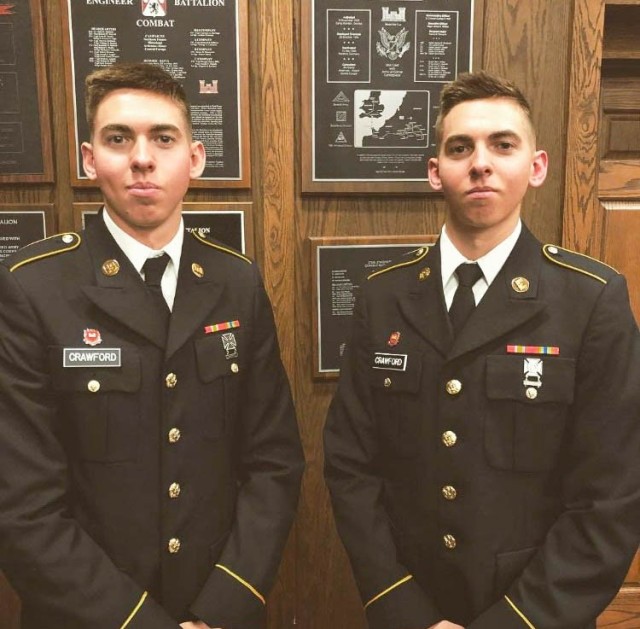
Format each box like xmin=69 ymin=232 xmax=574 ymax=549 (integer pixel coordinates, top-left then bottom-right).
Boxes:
xmin=469 ymin=144 xmax=492 ymax=178
xmin=130 ymin=138 xmax=155 ymax=171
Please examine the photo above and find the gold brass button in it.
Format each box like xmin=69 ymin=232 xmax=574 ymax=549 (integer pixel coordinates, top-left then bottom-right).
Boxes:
xmin=168 ymin=538 xmax=181 ymax=554
xmin=384 ymin=377 xmax=392 ymax=388
xmin=165 ymin=373 xmax=178 ymax=388
xmin=443 ymin=534 xmax=457 ymax=550
xmin=87 ymin=380 xmax=100 ymax=393
xmin=442 ymin=485 xmax=458 ymax=501
xmin=168 ymin=483 xmax=181 ymax=499
xmin=230 ymin=363 xmax=239 ymax=374
xmin=168 ymin=428 xmax=181 ymax=444
xmin=418 ymin=267 xmax=431 ymax=281
xmin=526 ymin=387 xmax=538 ymax=400
xmin=442 ymin=431 xmax=458 ymax=447
xmin=445 ymin=379 xmax=462 ymax=396
xmin=101 ymin=259 xmax=120 ymax=277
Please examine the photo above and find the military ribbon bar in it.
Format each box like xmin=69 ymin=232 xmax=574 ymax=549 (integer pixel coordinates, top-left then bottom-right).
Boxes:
xmin=204 ymin=320 xmax=240 ymax=334
xmin=507 ymin=345 xmax=560 ymax=355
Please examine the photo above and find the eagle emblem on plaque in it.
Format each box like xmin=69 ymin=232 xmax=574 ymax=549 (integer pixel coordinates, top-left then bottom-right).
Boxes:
xmin=141 ymin=0 xmax=167 ymax=17
xmin=376 ymin=27 xmax=411 ymax=61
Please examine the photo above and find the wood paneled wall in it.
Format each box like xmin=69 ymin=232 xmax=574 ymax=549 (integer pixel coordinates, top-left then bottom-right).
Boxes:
xmin=4 ymin=1 xmax=633 ymax=628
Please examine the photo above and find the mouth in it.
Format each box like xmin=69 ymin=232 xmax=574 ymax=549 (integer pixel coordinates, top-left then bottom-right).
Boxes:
xmin=127 ymin=182 xmax=161 ymax=197
xmin=466 ymin=186 xmax=497 ymax=198
xmin=128 ymin=182 xmax=160 ymax=190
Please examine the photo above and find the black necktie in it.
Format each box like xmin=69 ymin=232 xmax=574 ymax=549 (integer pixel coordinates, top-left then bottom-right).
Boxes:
xmin=449 ymin=263 xmax=483 ymax=336
xmin=143 ymin=254 xmax=170 ymax=322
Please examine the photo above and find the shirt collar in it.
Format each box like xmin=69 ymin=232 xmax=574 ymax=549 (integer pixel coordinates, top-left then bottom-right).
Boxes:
xmin=440 ymin=220 xmax=522 ymax=287
xmin=102 ymin=207 xmax=184 ymax=274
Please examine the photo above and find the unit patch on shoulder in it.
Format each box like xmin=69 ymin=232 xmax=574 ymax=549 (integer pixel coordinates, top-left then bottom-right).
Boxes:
xmin=542 ymin=244 xmax=619 ymax=285
xmin=368 ymin=245 xmax=431 ymax=281
xmin=191 ymin=230 xmax=252 ymax=265
xmin=8 ymin=233 xmax=81 ymax=273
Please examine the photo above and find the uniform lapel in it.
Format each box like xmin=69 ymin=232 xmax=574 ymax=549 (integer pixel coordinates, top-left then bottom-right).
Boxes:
xmin=397 ymin=242 xmax=453 ymax=357
xmin=448 ymin=226 xmax=547 ymax=361
xmin=165 ymin=232 xmax=224 ymax=360
xmin=80 ymin=215 xmax=167 ymax=349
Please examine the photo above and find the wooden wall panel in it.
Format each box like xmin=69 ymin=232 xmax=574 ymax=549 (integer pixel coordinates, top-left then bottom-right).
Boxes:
xmin=563 ymin=0 xmax=606 ymax=257
xmin=251 ymin=1 xmax=298 ymax=627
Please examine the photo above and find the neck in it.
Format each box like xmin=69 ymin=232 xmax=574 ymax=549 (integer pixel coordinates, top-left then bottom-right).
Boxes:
xmin=104 ymin=206 xmax=181 ymax=250
xmin=445 ymin=216 xmax=520 ymax=260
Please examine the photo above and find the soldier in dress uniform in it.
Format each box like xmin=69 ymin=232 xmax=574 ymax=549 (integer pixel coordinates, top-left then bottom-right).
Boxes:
xmin=324 ymin=71 xmax=640 ymax=628
xmin=0 ymin=62 xmax=304 ymax=629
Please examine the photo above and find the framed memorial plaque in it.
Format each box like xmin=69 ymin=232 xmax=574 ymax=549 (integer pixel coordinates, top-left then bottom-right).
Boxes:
xmin=0 ymin=0 xmax=53 ymax=182
xmin=73 ymin=202 xmax=254 ymax=257
xmin=311 ymin=234 xmax=437 ymax=378
xmin=0 ymin=205 xmax=53 ymax=260
xmin=302 ymin=0 xmax=483 ymax=193
xmin=62 ymin=0 xmax=250 ymax=188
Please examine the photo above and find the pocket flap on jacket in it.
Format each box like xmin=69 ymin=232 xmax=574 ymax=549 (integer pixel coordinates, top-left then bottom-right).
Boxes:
xmin=486 ymin=355 xmax=575 ymax=404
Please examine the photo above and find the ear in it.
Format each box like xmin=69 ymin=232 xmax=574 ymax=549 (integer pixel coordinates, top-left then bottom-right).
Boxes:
xmin=428 ymin=157 xmax=443 ymax=191
xmin=81 ymin=142 xmax=98 ymax=181
xmin=529 ymin=149 xmax=548 ymax=188
xmin=189 ymin=141 xmax=206 ymax=179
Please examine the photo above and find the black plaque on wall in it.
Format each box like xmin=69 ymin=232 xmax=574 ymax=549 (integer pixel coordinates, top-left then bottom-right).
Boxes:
xmin=0 ymin=209 xmax=48 ymax=260
xmin=0 ymin=0 xmax=53 ymax=182
xmin=75 ymin=202 xmax=254 ymax=257
xmin=302 ymin=0 xmax=482 ymax=193
xmin=311 ymin=236 xmax=436 ymax=378
xmin=63 ymin=0 xmax=249 ymax=188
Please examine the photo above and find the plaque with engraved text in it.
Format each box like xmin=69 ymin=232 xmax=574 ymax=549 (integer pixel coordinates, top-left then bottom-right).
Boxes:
xmin=0 ymin=0 xmax=53 ymax=182
xmin=63 ymin=0 xmax=249 ymax=188
xmin=302 ymin=0 xmax=482 ymax=192
xmin=311 ymin=236 xmax=437 ymax=378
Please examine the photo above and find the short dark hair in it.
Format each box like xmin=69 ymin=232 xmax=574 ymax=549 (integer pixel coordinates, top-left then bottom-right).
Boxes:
xmin=435 ymin=71 xmax=535 ymax=149
xmin=85 ymin=62 xmax=191 ymax=136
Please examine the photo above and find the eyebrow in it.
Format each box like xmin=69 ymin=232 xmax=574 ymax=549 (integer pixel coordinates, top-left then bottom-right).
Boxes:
xmin=99 ymin=123 xmax=182 ymax=135
xmin=444 ymin=130 xmax=522 ymax=147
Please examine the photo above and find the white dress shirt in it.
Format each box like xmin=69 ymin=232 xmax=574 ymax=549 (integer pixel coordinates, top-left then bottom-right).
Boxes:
xmin=440 ymin=220 xmax=522 ymax=310
xmin=102 ymin=208 xmax=183 ymax=311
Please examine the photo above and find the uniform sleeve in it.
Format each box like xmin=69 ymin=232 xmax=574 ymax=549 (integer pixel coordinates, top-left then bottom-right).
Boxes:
xmin=470 ymin=273 xmax=640 ymax=628
xmin=324 ymin=289 xmax=442 ymax=629
xmin=0 ymin=265 xmax=179 ymax=629
xmin=189 ymin=268 xmax=304 ymax=628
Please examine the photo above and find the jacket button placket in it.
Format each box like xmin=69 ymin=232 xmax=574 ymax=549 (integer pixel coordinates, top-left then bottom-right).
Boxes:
xmin=162 ymin=364 xmax=184 ymax=582
xmin=438 ymin=373 xmax=465 ymax=554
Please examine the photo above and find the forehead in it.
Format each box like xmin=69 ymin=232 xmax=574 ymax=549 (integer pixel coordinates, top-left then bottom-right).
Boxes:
xmin=93 ymin=88 xmax=187 ymax=131
xmin=441 ymin=97 xmax=533 ymax=140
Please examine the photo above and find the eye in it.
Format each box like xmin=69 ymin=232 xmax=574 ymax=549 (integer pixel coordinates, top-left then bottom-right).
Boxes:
xmin=106 ymin=134 xmax=127 ymax=145
xmin=157 ymin=135 xmax=176 ymax=145
xmin=447 ymin=143 xmax=470 ymax=156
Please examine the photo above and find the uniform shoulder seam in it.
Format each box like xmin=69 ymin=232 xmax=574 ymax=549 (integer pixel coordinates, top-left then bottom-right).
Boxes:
xmin=542 ymin=244 xmax=618 ymax=285
xmin=367 ymin=246 xmax=430 ymax=280
xmin=9 ymin=233 xmax=81 ymax=273
xmin=191 ymin=230 xmax=252 ymax=264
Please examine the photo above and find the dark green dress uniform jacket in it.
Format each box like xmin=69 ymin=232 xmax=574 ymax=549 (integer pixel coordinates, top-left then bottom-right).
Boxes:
xmin=0 ymin=217 xmax=304 ymax=629
xmin=324 ymin=226 xmax=640 ymax=629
